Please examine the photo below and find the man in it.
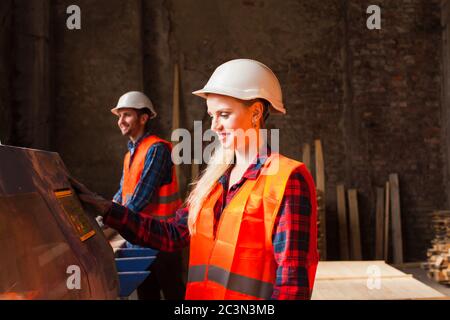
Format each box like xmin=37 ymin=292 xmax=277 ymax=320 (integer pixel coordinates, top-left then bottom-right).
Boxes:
xmin=111 ymin=91 xmax=185 ymax=300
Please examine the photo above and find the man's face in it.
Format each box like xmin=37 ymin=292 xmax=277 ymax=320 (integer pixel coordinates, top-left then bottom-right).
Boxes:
xmin=117 ymin=108 xmax=147 ymax=138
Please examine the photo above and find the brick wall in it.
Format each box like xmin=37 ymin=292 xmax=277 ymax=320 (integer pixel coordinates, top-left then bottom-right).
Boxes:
xmin=0 ymin=1 xmax=13 ymax=144
xmin=0 ymin=0 xmax=444 ymax=261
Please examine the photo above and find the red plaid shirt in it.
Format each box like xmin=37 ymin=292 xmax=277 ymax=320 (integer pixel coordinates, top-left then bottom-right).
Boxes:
xmin=104 ymin=153 xmax=316 ymax=300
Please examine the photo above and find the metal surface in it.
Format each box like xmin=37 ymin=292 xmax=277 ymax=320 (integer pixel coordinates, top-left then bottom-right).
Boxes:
xmin=0 ymin=145 xmax=119 ymax=299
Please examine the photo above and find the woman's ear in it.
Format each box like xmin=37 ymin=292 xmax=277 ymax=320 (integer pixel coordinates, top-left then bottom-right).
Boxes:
xmin=252 ymin=101 xmax=264 ymax=123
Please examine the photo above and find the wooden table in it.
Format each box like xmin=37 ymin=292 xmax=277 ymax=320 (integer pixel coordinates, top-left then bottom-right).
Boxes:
xmin=312 ymin=261 xmax=447 ymax=300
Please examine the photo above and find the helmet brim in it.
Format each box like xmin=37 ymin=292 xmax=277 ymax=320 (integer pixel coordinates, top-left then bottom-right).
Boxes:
xmin=192 ymin=87 xmax=286 ymax=114
xmin=110 ymin=106 xmax=157 ymax=119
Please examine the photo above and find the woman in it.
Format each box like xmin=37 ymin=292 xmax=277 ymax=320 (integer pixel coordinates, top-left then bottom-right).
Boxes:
xmin=73 ymin=59 xmax=319 ymax=300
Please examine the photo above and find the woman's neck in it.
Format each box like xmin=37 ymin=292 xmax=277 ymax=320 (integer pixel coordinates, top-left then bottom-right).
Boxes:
xmin=234 ymin=133 xmax=263 ymax=168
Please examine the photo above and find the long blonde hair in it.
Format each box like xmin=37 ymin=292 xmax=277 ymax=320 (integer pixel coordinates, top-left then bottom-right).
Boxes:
xmin=186 ymin=146 xmax=234 ymax=234
xmin=185 ymin=98 xmax=270 ymax=235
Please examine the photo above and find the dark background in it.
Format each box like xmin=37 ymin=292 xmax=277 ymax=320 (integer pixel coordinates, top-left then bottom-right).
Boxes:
xmin=0 ymin=0 xmax=448 ymax=262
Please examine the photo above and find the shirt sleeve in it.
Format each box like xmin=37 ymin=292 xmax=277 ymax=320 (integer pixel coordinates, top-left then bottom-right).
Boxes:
xmin=270 ymin=166 xmax=318 ymax=300
xmin=103 ymin=202 xmax=190 ymax=252
xmin=126 ymin=142 xmax=172 ymax=213
xmin=112 ymin=174 xmax=123 ymax=204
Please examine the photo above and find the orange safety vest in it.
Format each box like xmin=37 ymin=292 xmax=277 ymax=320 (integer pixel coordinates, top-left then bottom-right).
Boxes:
xmin=186 ymin=153 xmax=319 ymax=300
xmin=122 ymin=135 xmax=181 ymax=219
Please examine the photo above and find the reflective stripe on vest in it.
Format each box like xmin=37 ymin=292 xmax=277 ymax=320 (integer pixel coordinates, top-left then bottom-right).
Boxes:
xmin=185 ymin=153 xmax=319 ymax=300
xmin=188 ymin=265 xmax=274 ymax=299
xmin=122 ymin=135 xmax=181 ymax=218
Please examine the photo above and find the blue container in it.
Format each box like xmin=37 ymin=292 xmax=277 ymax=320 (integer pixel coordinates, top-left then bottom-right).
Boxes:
xmin=117 ymin=271 xmax=151 ymax=297
xmin=115 ymin=248 xmax=158 ymax=258
xmin=115 ymin=257 xmax=156 ymax=272
xmin=115 ymin=248 xmax=158 ymax=298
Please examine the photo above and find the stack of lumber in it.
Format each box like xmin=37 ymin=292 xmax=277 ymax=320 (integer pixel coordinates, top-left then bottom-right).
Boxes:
xmin=336 ymin=173 xmax=403 ymax=263
xmin=422 ymin=211 xmax=450 ymax=284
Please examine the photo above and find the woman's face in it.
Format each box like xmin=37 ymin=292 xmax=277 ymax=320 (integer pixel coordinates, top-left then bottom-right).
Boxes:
xmin=206 ymin=94 xmax=261 ymax=150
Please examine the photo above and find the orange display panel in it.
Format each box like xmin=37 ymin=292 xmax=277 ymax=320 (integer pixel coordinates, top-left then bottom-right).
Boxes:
xmin=54 ymin=189 xmax=96 ymax=242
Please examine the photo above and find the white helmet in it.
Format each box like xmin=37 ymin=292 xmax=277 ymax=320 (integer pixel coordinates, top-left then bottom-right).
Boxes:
xmin=111 ymin=91 xmax=157 ymax=119
xmin=192 ymin=59 xmax=286 ymax=114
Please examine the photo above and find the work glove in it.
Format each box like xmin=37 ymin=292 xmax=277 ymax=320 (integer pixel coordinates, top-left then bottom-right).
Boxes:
xmin=68 ymin=175 xmax=112 ymax=217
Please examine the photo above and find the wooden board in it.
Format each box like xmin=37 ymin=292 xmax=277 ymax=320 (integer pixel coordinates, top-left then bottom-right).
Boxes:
xmin=172 ymin=64 xmax=181 ymax=185
xmin=172 ymin=63 xmax=180 ymax=131
xmin=191 ymin=162 xmax=200 ymax=181
xmin=315 ymin=139 xmax=327 ymax=260
xmin=348 ymin=189 xmax=362 ymax=260
xmin=337 ymin=184 xmax=349 ymax=260
xmin=315 ymin=260 xmax=408 ymax=279
xmin=389 ymin=174 xmax=403 ymax=264
xmin=312 ymin=261 xmax=446 ymax=300
xmin=384 ymin=181 xmax=390 ymax=261
xmin=375 ymin=187 xmax=385 ymax=260
xmin=302 ymin=143 xmax=311 ymax=170
xmin=314 ymin=140 xmax=325 ymax=192
xmin=312 ymin=277 xmax=446 ymax=300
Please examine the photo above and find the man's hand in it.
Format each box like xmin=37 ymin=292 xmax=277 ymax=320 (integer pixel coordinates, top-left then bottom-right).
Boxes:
xmin=68 ymin=176 xmax=112 ymax=216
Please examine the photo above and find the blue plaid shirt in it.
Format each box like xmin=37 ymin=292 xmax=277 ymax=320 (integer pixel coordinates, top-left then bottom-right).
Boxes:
xmin=113 ymin=132 xmax=172 ymax=213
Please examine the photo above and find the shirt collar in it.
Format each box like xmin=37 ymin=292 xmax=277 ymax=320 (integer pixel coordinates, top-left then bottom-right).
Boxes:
xmin=127 ymin=131 xmax=151 ymax=151
xmin=218 ymin=145 xmax=272 ymax=186
xmin=242 ymin=150 xmax=270 ymax=180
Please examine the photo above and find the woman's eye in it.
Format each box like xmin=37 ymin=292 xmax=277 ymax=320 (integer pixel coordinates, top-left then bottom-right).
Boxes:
xmin=220 ymin=113 xmax=229 ymax=118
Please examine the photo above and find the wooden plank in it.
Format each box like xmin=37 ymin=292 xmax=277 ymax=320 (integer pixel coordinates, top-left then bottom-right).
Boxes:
xmin=316 ymin=274 xmax=413 ymax=281
xmin=348 ymin=189 xmax=362 ymax=260
xmin=172 ymin=63 xmax=180 ymax=131
xmin=315 ymin=261 xmax=407 ymax=279
xmin=336 ymin=184 xmax=350 ymax=260
xmin=389 ymin=173 xmax=403 ymax=264
xmin=172 ymin=64 xmax=181 ymax=185
xmin=191 ymin=162 xmax=200 ymax=181
xmin=314 ymin=140 xmax=325 ymax=192
xmin=384 ymin=182 xmax=390 ymax=261
xmin=312 ymin=261 xmax=446 ymax=300
xmin=302 ymin=143 xmax=311 ymax=170
xmin=312 ymin=277 xmax=445 ymax=300
xmin=315 ymin=139 xmax=326 ymax=260
xmin=375 ymin=187 xmax=385 ymax=260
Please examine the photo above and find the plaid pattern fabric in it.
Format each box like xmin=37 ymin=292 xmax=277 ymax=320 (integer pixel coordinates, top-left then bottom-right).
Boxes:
xmin=113 ymin=132 xmax=172 ymax=213
xmin=105 ymin=153 xmax=315 ymax=300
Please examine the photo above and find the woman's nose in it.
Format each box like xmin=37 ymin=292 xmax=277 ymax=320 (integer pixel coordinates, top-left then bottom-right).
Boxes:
xmin=211 ymin=117 xmax=219 ymax=131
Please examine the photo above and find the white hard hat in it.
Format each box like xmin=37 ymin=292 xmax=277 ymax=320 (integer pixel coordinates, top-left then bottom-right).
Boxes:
xmin=111 ymin=91 xmax=157 ymax=119
xmin=192 ymin=59 xmax=286 ymax=114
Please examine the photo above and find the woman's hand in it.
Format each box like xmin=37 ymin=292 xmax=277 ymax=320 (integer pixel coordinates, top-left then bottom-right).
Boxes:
xmin=68 ymin=175 xmax=112 ymax=216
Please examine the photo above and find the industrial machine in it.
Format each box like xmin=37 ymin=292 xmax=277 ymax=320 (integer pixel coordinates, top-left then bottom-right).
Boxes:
xmin=0 ymin=144 xmax=155 ymax=299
